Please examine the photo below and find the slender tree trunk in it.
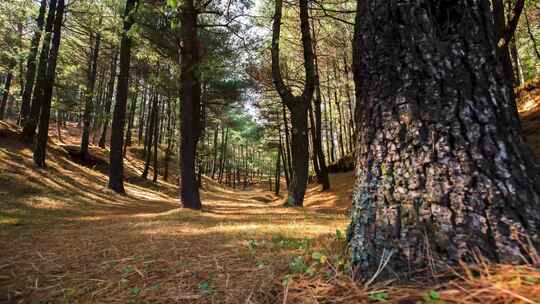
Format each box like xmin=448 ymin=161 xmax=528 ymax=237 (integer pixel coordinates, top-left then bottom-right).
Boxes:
xmin=138 ymin=83 xmax=147 ymax=145
xmin=22 ymin=0 xmax=57 ymax=141
xmin=56 ymin=109 xmax=63 ymax=143
xmin=343 ymin=53 xmax=355 ymax=153
xmin=211 ymin=123 xmax=219 ymax=179
xmin=99 ymin=51 xmax=118 ymax=148
xmin=124 ymin=90 xmax=138 ymax=154
xmin=152 ymin=99 xmax=160 ymax=183
xmin=33 ymin=0 xmax=64 ymax=167
xmin=281 ymin=103 xmax=293 ymax=179
xmin=0 ymin=68 xmax=13 ymax=120
xmin=350 ymin=0 xmax=540 ymax=278
xmin=218 ymin=126 xmax=227 ymax=183
xmin=20 ymin=0 xmax=47 ymax=124
xmin=279 ymin=128 xmax=290 ymax=188
xmin=312 ymin=27 xmax=330 ymax=190
xmin=108 ymin=0 xmax=139 ymax=193
xmin=179 ymin=0 xmax=202 ymax=209
xmin=81 ymin=32 xmax=101 ymax=159
xmin=142 ymin=93 xmax=157 ymax=179
xmin=275 ymin=147 xmax=281 ymax=195
xmin=164 ymin=98 xmax=174 ymax=181
xmin=325 ymin=74 xmax=336 ymax=163
xmin=308 ymin=102 xmax=320 ymax=176
xmin=524 ymin=10 xmax=540 ymax=60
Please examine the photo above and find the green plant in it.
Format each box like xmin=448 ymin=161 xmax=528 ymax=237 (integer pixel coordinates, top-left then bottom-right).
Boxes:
xmin=369 ymin=291 xmax=389 ymax=302
xmin=129 ymin=287 xmax=141 ymax=297
xmin=290 ymin=256 xmax=308 ymax=273
xmin=198 ymin=281 xmax=215 ymax=296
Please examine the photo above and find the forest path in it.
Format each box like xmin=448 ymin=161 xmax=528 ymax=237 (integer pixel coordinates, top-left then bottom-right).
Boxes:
xmin=1 ymin=159 xmax=347 ymax=304
xmin=0 ymin=121 xmax=349 ymax=303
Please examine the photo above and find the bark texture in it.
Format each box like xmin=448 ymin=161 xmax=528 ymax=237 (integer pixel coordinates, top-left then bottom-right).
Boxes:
xmin=20 ymin=0 xmax=47 ymax=122
xmin=271 ymin=0 xmax=315 ymax=207
xmin=108 ymin=0 xmax=139 ymax=193
xmin=81 ymin=32 xmax=101 ymax=159
xmin=33 ymin=0 xmax=65 ymax=167
xmin=179 ymin=0 xmax=202 ymax=210
xmin=23 ymin=0 xmax=57 ymax=141
xmin=350 ymin=0 xmax=540 ymax=278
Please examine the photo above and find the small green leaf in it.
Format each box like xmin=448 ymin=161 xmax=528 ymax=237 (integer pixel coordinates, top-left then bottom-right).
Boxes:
xmin=369 ymin=291 xmax=389 ymax=302
xmin=129 ymin=287 xmax=141 ymax=296
xmin=198 ymin=281 xmax=215 ymax=296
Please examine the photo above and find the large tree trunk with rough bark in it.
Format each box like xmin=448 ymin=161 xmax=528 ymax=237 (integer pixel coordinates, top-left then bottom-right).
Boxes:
xmin=179 ymin=0 xmax=202 ymax=210
xmin=108 ymin=0 xmax=139 ymax=193
xmin=349 ymin=0 xmax=540 ymax=279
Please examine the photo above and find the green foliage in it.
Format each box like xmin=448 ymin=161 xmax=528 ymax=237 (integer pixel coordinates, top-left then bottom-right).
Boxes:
xmin=122 ymin=265 xmax=134 ymax=275
xmin=129 ymin=287 xmax=141 ymax=297
xmin=369 ymin=291 xmax=389 ymax=302
xmin=289 ymin=256 xmax=308 ymax=273
xmin=198 ymin=281 xmax=215 ymax=296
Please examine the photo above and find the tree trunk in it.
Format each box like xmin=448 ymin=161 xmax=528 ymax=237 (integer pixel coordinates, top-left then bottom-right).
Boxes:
xmin=81 ymin=32 xmax=101 ymax=160
xmin=152 ymin=98 xmax=160 ymax=183
xmin=164 ymin=98 xmax=174 ymax=181
xmin=279 ymin=129 xmax=290 ymax=188
xmin=99 ymin=51 xmax=118 ymax=148
xmin=211 ymin=123 xmax=219 ymax=179
xmin=22 ymin=0 xmax=57 ymax=141
xmin=33 ymin=0 xmax=64 ymax=167
xmin=20 ymin=0 xmax=47 ymax=124
xmin=56 ymin=110 xmax=63 ymax=143
xmin=281 ymin=103 xmax=293 ymax=180
xmin=0 ymin=69 xmax=13 ymax=120
xmin=124 ymin=90 xmax=138 ymax=154
xmin=275 ymin=147 xmax=281 ymax=195
xmin=179 ymin=0 xmax=202 ymax=209
xmin=108 ymin=0 xmax=139 ymax=193
xmin=312 ymin=30 xmax=330 ymax=190
xmin=524 ymin=10 xmax=540 ymax=60
xmin=142 ymin=93 xmax=157 ymax=179
xmin=350 ymin=0 xmax=540 ymax=278
xmin=343 ymin=53 xmax=355 ymax=154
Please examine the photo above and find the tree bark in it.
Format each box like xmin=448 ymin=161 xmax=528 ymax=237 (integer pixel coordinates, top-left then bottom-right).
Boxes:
xmin=20 ymin=0 xmax=47 ymax=124
xmin=350 ymin=0 xmax=540 ymax=278
xmin=81 ymin=32 xmax=101 ymax=159
xmin=0 ymin=68 xmax=13 ymax=120
xmin=524 ymin=10 xmax=540 ymax=60
xmin=99 ymin=51 xmax=118 ymax=148
xmin=33 ymin=0 xmax=64 ymax=167
xmin=152 ymin=98 xmax=160 ymax=183
xmin=309 ymin=19 xmax=330 ymax=187
xmin=22 ymin=0 xmax=57 ymax=141
xmin=142 ymin=93 xmax=157 ymax=179
xmin=179 ymin=0 xmax=202 ymax=209
xmin=271 ymin=0 xmax=315 ymax=206
xmin=108 ymin=0 xmax=139 ymax=193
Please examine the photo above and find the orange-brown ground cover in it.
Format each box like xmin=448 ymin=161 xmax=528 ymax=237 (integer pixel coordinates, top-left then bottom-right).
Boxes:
xmin=1 ymin=90 xmax=540 ymax=304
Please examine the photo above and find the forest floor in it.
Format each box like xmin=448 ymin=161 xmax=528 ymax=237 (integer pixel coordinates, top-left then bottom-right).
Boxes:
xmin=0 ymin=120 xmax=354 ymax=303
xmin=1 ymin=82 xmax=540 ymax=303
